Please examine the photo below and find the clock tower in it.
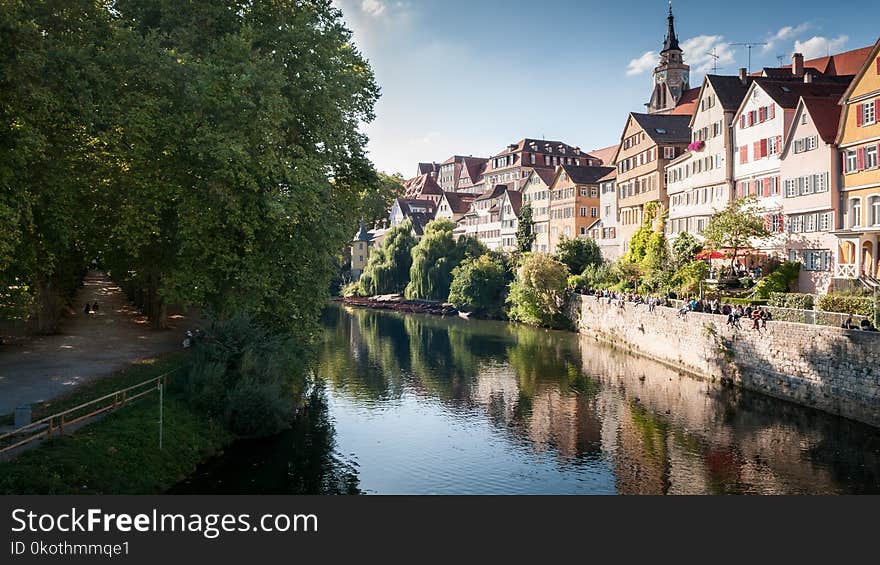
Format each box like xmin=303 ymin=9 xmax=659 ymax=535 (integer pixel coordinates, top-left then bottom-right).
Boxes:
xmin=648 ymin=2 xmax=690 ymax=114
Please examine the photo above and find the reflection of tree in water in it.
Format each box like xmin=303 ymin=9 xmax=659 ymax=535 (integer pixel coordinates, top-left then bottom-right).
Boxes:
xmin=170 ymin=384 xmax=360 ymax=495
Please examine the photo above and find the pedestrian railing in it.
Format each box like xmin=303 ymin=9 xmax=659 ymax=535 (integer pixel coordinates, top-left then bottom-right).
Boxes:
xmin=610 ymin=297 xmax=867 ymax=328
xmin=0 ymin=366 xmax=185 ymax=455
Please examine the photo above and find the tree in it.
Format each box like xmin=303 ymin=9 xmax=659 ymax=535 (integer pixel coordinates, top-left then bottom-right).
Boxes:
xmin=357 ymin=219 xmax=417 ymax=296
xmin=671 ymin=232 xmax=703 ymax=269
xmin=516 ymin=203 xmax=536 ymax=253
xmin=358 ymin=172 xmax=404 ymax=227
xmin=703 ymin=197 xmax=770 ymax=273
xmin=406 ymin=220 xmax=486 ymax=301
xmin=555 ymin=237 xmax=602 ymax=276
xmin=448 ymin=253 xmax=510 ymax=317
xmin=507 ymin=253 xmax=570 ymax=328
xmin=622 ymin=201 xmax=661 ymax=265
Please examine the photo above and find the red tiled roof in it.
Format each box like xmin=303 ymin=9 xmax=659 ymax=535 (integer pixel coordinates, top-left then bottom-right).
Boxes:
xmin=598 ymin=169 xmax=617 ymax=182
xmin=403 ymin=173 xmax=442 ymax=198
xmin=506 ymin=190 xmax=523 ymax=216
xmin=801 ymin=97 xmax=843 ymax=144
xmin=757 ymin=44 xmax=874 ymax=78
xmin=669 ymin=87 xmax=701 ymax=116
xmin=589 ymin=144 xmax=619 ymax=166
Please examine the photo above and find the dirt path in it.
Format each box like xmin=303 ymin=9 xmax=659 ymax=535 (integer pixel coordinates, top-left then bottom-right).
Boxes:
xmin=0 ymin=271 xmax=193 ymax=415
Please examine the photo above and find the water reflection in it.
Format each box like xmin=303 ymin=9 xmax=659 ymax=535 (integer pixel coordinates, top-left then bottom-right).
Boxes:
xmin=176 ymin=304 xmax=880 ymax=494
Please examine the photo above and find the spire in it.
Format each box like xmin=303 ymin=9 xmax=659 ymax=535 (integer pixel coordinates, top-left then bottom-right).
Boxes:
xmin=661 ymin=1 xmax=680 ymax=53
xmin=356 ymin=219 xmax=370 ymax=242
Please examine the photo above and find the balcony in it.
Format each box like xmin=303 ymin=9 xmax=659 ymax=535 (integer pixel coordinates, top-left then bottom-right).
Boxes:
xmin=835 ymin=263 xmax=857 ymax=279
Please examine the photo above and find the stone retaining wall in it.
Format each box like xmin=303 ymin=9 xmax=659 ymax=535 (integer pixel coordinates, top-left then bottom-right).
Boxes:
xmin=572 ymin=295 xmax=880 ymax=427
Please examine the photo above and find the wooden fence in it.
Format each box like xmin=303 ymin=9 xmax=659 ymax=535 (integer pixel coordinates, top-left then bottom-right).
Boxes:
xmin=0 ymin=366 xmax=185 ymax=455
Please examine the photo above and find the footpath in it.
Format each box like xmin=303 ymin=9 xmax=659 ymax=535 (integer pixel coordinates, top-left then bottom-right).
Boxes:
xmin=0 ymin=271 xmax=191 ymax=415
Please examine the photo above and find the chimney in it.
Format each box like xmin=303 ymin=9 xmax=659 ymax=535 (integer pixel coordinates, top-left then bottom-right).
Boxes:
xmin=738 ymin=67 xmax=748 ymax=84
xmin=792 ymin=52 xmax=804 ymax=77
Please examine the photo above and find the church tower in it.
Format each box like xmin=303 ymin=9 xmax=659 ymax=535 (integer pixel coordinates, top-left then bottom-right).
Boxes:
xmin=648 ymin=2 xmax=690 ymax=114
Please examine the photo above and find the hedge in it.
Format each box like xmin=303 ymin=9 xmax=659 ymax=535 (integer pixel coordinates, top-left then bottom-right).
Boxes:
xmin=817 ymin=294 xmax=874 ymax=317
xmin=768 ymin=292 xmax=814 ymax=310
xmin=723 ymin=298 xmax=768 ymax=306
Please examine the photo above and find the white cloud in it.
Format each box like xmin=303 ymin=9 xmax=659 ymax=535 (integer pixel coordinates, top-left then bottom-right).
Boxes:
xmin=681 ymin=35 xmax=735 ymax=74
xmin=626 ymin=51 xmax=657 ymax=76
xmin=794 ymin=35 xmax=849 ymax=59
xmin=763 ymin=23 xmax=811 ymax=53
xmin=360 ymin=0 xmax=386 ymax=18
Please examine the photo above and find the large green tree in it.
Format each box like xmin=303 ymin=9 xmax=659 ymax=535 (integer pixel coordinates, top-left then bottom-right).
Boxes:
xmin=703 ymin=197 xmax=770 ymax=273
xmin=1 ymin=1 xmax=382 ymax=340
xmin=357 ymin=219 xmax=417 ymax=296
xmin=448 ymin=253 xmax=510 ymax=317
xmin=507 ymin=253 xmax=570 ymax=328
xmin=405 ymin=220 xmax=485 ymax=301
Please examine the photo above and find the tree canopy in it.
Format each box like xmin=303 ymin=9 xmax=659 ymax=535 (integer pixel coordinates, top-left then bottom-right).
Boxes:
xmin=357 ymin=219 xmax=417 ymax=296
xmin=448 ymin=253 xmax=511 ymax=317
xmin=703 ymin=197 xmax=770 ymax=271
xmin=555 ymin=237 xmax=603 ymax=276
xmin=507 ymin=253 xmax=570 ymax=328
xmin=1 ymin=1 xmax=380 ymax=340
xmin=405 ymin=220 xmax=485 ymax=301
xmin=516 ymin=203 xmax=536 ymax=254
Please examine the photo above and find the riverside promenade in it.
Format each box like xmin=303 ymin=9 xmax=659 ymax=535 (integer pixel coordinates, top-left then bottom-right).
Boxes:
xmin=0 ymin=272 xmax=190 ymax=415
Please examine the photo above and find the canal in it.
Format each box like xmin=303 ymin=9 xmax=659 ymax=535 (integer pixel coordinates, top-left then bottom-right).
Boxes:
xmin=173 ymin=303 xmax=880 ymax=494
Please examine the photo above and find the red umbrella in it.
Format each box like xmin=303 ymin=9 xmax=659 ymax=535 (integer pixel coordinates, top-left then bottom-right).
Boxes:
xmin=695 ymin=249 xmax=727 ymax=259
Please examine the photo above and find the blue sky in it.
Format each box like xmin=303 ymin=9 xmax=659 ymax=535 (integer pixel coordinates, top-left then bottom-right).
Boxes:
xmin=332 ymin=0 xmax=879 ymax=177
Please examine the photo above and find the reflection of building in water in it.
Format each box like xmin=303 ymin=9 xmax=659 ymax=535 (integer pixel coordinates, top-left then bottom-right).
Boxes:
xmin=527 ymin=388 xmax=602 ymax=459
xmin=578 ymin=335 xmax=860 ymax=494
xmin=471 ymin=362 xmax=521 ymax=424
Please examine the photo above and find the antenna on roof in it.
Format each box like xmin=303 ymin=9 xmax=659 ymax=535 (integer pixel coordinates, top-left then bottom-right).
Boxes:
xmin=729 ymin=42 xmax=768 ymax=74
xmin=706 ymin=48 xmax=719 ymax=74
xmin=776 ymin=54 xmax=786 ymax=66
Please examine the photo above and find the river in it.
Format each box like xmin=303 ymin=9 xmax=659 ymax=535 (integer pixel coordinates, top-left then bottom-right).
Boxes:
xmin=173 ymin=303 xmax=880 ymax=494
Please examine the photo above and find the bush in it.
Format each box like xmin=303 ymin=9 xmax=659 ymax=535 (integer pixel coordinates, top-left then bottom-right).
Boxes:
xmin=750 ymin=261 xmax=800 ymax=299
xmin=507 ymin=253 xmax=570 ymax=328
xmin=185 ymin=314 xmax=309 ymax=438
xmin=406 ymin=220 xmax=486 ymax=301
xmin=818 ymin=294 xmax=874 ymax=317
xmin=583 ymin=262 xmax=617 ymax=289
xmin=567 ymin=274 xmax=588 ymax=290
xmin=768 ymin=292 xmax=814 ymax=310
xmin=448 ymin=253 xmax=510 ymax=317
xmin=555 ymin=237 xmax=602 ymax=275
xmin=672 ymin=260 xmax=708 ymax=297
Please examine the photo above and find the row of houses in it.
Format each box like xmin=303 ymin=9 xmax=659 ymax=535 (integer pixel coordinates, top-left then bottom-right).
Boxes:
xmin=353 ymin=6 xmax=880 ymax=295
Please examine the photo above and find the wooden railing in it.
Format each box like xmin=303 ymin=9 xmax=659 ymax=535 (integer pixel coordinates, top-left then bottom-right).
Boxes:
xmin=0 ymin=366 xmax=185 ymax=455
xmin=835 ymin=263 xmax=858 ymax=278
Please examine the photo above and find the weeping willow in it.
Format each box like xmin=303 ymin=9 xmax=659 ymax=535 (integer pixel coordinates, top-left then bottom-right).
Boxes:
xmin=358 ymin=219 xmax=417 ymax=296
xmin=405 ymin=220 xmax=485 ymax=301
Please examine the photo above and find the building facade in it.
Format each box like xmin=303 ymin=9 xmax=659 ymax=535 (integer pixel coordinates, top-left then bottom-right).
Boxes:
xmin=834 ymin=39 xmax=880 ymax=284
xmin=482 ymin=138 xmax=599 ymax=192
xmin=615 ymin=113 xmax=691 ymax=253
xmin=666 ymin=74 xmax=751 ymax=240
xmin=779 ymin=97 xmax=843 ymax=294
xmin=521 ymin=168 xmax=555 ymax=252
xmin=546 ymin=165 xmax=613 ymax=253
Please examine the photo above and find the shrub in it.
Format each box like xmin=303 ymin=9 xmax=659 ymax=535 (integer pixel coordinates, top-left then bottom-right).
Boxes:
xmin=818 ymin=294 xmax=874 ymax=317
xmin=750 ymin=261 xmax=799 ymax=299
xmin=185 ymin=314 xmax=309 ymax=438
xmin=555 ymin=237 xmax=602 ymax=275
xmin=448 ymin=253 xmax=510 ymax=317
xmin=672 ymin=260 xmax=708 ymax=297
xmin=567 ymin=274 xmax=588 ymax=290
xmin=507 ymin=253 xmax=570 ymax=328
xmin=583 ymin=262 xmax=617 ymax=289
xmin=768 ymin=292 xmax=814 ymax=310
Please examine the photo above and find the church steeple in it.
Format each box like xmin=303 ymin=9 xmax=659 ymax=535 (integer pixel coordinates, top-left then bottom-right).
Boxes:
xmin=661 ymin=2 xmax=680 ymax=54
xmin=647 ymin=2 xmax=690 ymax=114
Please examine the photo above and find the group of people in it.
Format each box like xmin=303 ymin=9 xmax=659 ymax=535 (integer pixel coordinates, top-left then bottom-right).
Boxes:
xmin=590 ymin=288 xmax=772 ymax=331
xmin=841 ymin=315 xmax=878 ymax=332
xmin=83 ymin=301 xmax=99 ymax=317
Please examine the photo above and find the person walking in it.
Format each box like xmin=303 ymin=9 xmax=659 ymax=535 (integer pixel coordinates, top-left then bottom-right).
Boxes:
xmin=83 ymin=302 xmax=92 ymax=317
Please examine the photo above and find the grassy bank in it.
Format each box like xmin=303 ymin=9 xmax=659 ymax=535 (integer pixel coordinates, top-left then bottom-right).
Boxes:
xmin=0 ymin=354 xmax=234 ymax=494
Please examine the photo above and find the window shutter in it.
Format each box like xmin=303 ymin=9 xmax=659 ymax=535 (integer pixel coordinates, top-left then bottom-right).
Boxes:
xmin=740 ymin=146 xmax=748 ymax=163
xmin=857 ymin=147 xmax=866 ymax=170
xmin=753 ymin=141 xmax=761 ymax=160
xmin=856 ymin=104 xmax=864 ymax=127
xmin=763 ymin=178 xmax=770 ymax=197
xmin=760 ymin=138 xmax=768 ymax=157
xmin=769 ymin=105 xmax=775 ymax=120
xmin=740 ymin=115 xmax=746 ymax=129
xmin=778 ymin=214 xmax=785 ymax=234
xmin=763 ymin=214 xmax=771 ymax=231
xmin=759 ymin=107 xmax=765 ymax=122
xmin=877 ymin=57 xmax=880 ymax=74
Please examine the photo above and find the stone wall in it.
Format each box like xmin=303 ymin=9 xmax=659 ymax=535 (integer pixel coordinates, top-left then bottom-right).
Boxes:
xmin=572 ymin=295 xmax=880 ymax=427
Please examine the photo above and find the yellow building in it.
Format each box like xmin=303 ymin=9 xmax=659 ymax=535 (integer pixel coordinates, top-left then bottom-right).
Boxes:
xmin=834 ymin=38 xmax=880 ymax=283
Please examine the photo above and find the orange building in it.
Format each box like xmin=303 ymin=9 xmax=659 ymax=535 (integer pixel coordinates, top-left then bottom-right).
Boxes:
xmin=834 ymin=38 xmax=880 ymax=283
xmin=546 ymin=164 xmax=614 ymax=253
